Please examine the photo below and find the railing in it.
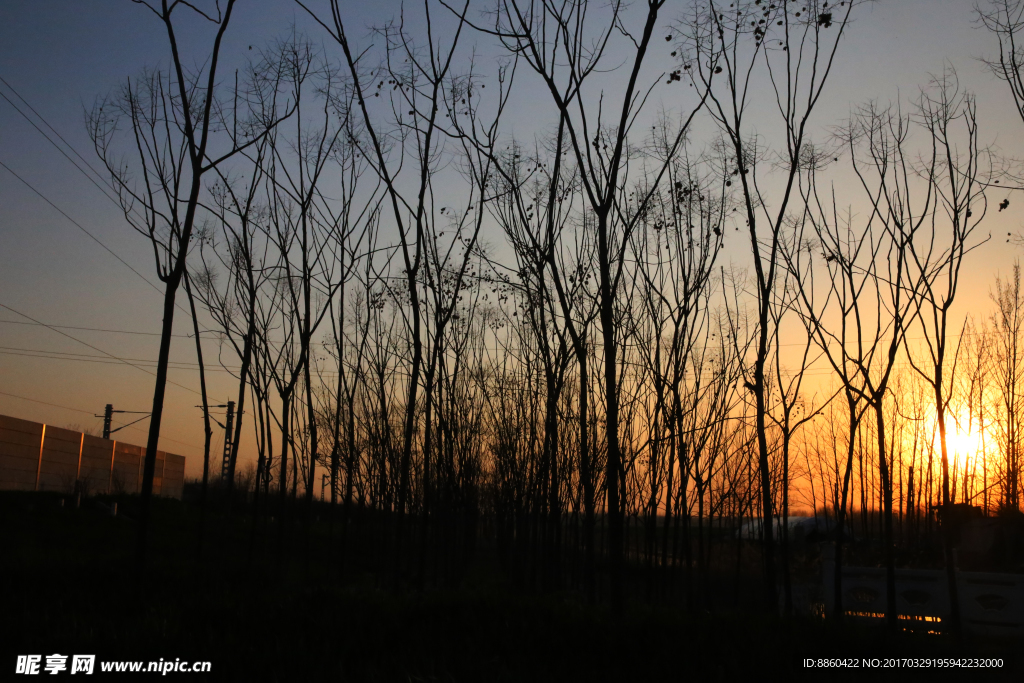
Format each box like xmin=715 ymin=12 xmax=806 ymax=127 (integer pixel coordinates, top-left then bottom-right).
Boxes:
xmin=822 ymin=547 xmax=1024 ymax=637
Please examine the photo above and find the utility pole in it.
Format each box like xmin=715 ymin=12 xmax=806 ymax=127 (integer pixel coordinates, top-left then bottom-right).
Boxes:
xmin=220 ymin=401 xmax=235 ymax=484
xmin=102 ymin=404 xmax=113 ymax=440
xmin=97 ymin=405 xmax=149 ymax=439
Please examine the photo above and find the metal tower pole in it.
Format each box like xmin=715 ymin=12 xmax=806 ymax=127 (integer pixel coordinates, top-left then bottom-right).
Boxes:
xmin=220 ymin=401 xmax=235 ymax=483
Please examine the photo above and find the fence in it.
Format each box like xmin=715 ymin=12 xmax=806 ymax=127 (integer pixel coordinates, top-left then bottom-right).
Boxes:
xmin=0 ymin=413 xmax=185 ymax=500
xmin=823 ymin=546 xmax=1024 ymax=638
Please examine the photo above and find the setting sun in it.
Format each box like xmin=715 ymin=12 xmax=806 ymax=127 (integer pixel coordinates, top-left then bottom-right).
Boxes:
xmin=944 ymin=422 xmax=982 ymax=455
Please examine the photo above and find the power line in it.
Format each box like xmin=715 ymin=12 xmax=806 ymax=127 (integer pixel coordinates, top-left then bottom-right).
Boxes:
xmin=0 ymin=80 xmax=203 ymax=325
xmin=0 ymin=347 xmax=242 ymax=372
xmin=0 ymin=158 xmax=163 ymax=296
xmin=0 ymin=348 xmax=348 ymax=378
xmin=0 ymin=318 xmax=200 ymax=338
xmin=0 ymin=389 xmax=95 ymax=415
xmin=0 ymin=318 xmax=296 ymax=347
xmin=0 ymin=156 xmax=214 ymax=352
xmin=107 ymin=413 xmax=152 ymax=434
xmin=0 ymin=302 xmax=203 ymax=397
xmin=0 ymin=74 xmax=166 ymax=250
xmin=0 ymin=348 xmax=226 ymax=369
xmin=0 ymin=76 xmax=112 ymax=182
xmin=0 ymin=319 xmax=308 ymax=369
xmin=0 ymin=154 xmax=243 ymax=352
xmin=0 ymin=77 xmax=123 ymax=210
xmin=0 ymin=344 xmax=209 ymax=364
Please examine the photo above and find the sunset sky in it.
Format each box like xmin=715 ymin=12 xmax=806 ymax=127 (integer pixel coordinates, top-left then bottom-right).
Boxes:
xmin=2 ymin=0 xmax=1024 ymax=479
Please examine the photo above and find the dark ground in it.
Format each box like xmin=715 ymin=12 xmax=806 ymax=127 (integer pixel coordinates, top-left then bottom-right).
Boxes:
xmin=0 ymin=491 xmax=1018 ymax=681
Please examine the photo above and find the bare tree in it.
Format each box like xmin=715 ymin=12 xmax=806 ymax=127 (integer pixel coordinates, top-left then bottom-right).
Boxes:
xmin=88 ymin=0 xmax=294 ymax=564
xmin=680 ymin=0 xmax=864 ymax=612
xmin=487 ymin=0 xmax=710 ymax=614
xmin=905 ymin=72 xmax=991 ymax=639
xmin=299 ymin=1 xmax=484 ymax=579
xmin=978 ymin=0 xmax=1024 ymax=129
xmin=991 ymin=263 xmax=1024 ymax=510
xmin=628 ymin=142 xmax=728 ymax=605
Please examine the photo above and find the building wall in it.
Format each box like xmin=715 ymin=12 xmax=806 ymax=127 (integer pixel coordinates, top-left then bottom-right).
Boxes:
xmin=0 ymin=414 xmax=184 ymax=499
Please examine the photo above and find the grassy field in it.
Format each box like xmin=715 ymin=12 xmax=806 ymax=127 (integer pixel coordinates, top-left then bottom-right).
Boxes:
xmin=0 ymin=491 xmax=1018 ymax=681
